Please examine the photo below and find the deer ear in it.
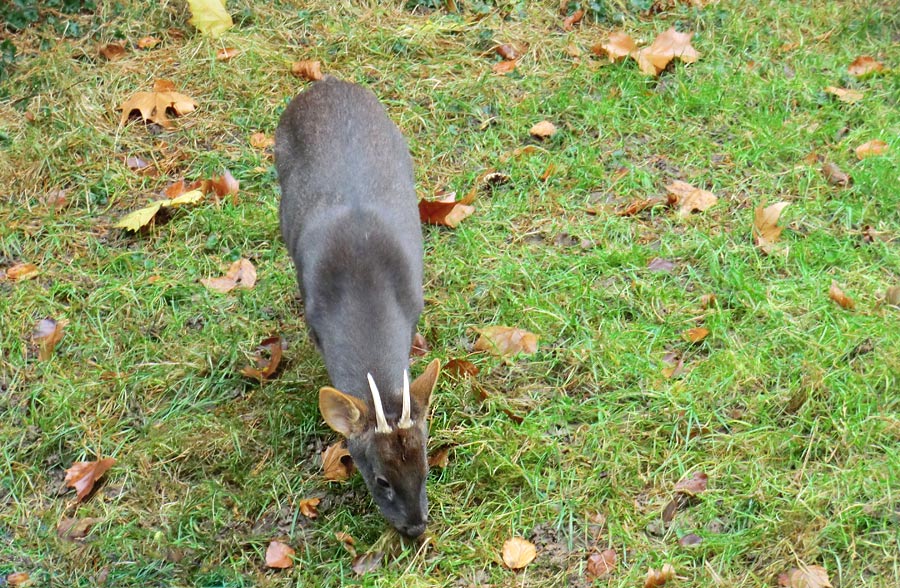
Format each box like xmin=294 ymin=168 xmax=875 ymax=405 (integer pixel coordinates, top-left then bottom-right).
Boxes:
xmin=410 ymin=359 xmax=440 ymax=416
xmin=319 ymin=387 xmax=368 ymax=436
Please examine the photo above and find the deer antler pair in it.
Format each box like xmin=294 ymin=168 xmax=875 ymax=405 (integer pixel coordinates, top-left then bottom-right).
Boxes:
xmin=365 ymin=371 xmax=413 ymax=434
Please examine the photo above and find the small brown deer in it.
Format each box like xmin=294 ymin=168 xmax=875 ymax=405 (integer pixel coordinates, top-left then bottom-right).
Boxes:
xmin=275 ymin=77 xmax=439 ymax=537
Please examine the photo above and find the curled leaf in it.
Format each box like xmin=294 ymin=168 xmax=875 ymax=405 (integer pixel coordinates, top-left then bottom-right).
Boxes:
xmin=291 ymin=60 xmax=323 ymax=81
xmin=418 ymin=198 xmax=475 ymax=228
xmin=32 ymin=318 xmax=68 ymax=361
xmin=299 ymin=497 xmax=320 ymax=518
xmin=753 ymin=201 xmax=790 ymax=254
xmin=529 ymin=120 xmax=557 ymax=139
xmin=828 ymin=281 xmax=854 ymax=310
xmin=322 ymin=441 xmax=354 ymax=481
xmin=665 ymin=180 xmax=717 ymax=216
xmin=674 ymin=471 xmax=708 ymax=496
xmin=351 ymin=551 xmax=383 ymax=576
xmin=64 ymin=458 xmax=115 ymax=502
xmin=241 ymin=335 xmax=283 ymax=381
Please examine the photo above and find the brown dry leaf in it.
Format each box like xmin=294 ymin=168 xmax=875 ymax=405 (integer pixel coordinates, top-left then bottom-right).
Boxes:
xmin=241 ymin=335 xmax=283 ymax=381
xmin=119 ymin=79 xmax=197 ymax=128
xmin=202 ymin=258 xmax=256 ymax=293
xmin=753 ymin=201 xmax=790 ymax=254
xmin=418 ymin=198 xmax=475 ymax=228
xmin=299 ymin=497 xmax=320 ymax=518
xmin=699 ymin=293 xmax=717 ymax=308
xmin=322 ymin=441 xmax=354 ymax=481
xmin=99 ymin=43 xmax=126 ymax=60
xmin=428 ymin=445 xmax=452 ymax=468
xmin=828 ymin=281 xmax=855 ymax=310
xmin=678 ymin=533 xmax=702 ymax=547
xmin=492 ymin=59 xmax=517 ymax=74
xmin=250 ymin=132 xmax=274 ymax=149
xmin=633 ymin=27 xmax=699 ymax=76
xmin=265 ymin=540 xmax=295 ymax=569
xmin=666 ymin=180 xmax=717 ymax=216
xmin=616 ymin=197 xmax=665 ymax=217
xmin=444 ymin=358 xmax=479 ymax=378
xmin=57 ymin=517 xmax=102 ymax=541
xmin=351 ymin=551 xmax=383 ymax=576
xmin=594 ymin=31 xmax=636 ymax=62
xmin=821 ymin=162 xmax=850 ymax=187
xmin=8 ymin=263 xmax=39 ymax=281
xmin=886 ymin=286 xmax=900 ymax=307
xmin=661 ymin=351 xmax=684 ymax=379
xmin=674 ymin=471 xmax=708 ymax=496
xmin=539 ymin=162 xmax=557 ymax=182
xmin=216 ymin=47 xmax=240 ymax=61
xmin=291 ymin=60 xmax=323 ymax=81
xmin=778 ymin=565 xmax=832 ymax=588
xmin=474 ymin=326 xmax=538 ymax=358
xmin=644 ymin=563 xmax=676 ymax=588
xmin=848 ymin=56 xmax=884 ymax=77
xmin=586 ymin=548 xmax=617 ymax=579
xmin=496 ymin=44 xmax=520 ymax=60
xmin=648 ymin=257 xmax=675 ymax=273
xmin=124 ymin=155 xmax=150 ymax=172
xmin=137 ymin=36 xmax=160 ymax=49
xmin=824 ymin=86 xmax=864 ymax=104
xmin=562 ymin=8 xmax=584 ymax=31
xmin=529 ymin=120 xmax=557 ymax=139
xmin=502 ymin=537 xmax=537 ymax=570
xmin=410 ymin=332 xmax=430 ymax=357
xmin=210 ymin=169 xmax=240 ymax=198
xmin=6 ymin=573 xmax=31 ymax=587
xmin=855 ymin=139 xmax=888 ymax=159
xmin=682 ymin=327 xmax=709 ymax=344
xmin=64 ymin=457 xmax=115 ymax=502
xmin=32 ymin=318 xmax=68 ymax=361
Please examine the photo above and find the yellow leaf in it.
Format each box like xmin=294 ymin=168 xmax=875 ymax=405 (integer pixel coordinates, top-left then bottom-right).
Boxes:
xmin=166 ymin=189 xmax=204 ymax=207
xmin=502 ymin=537 xmax=537 ymax=569
xmin=114 ymin=201 xmax=164 ymax=231
xmin=187 ymin=0 xmax=233 ymax=38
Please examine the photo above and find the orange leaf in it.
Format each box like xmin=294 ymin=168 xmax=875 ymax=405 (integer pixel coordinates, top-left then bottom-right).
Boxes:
xmin=291 ymin=60 xmax=323 ymax=81
xmin=210 ymin=169 xmax=240 ymax=198
xmin=824 ymin=86 xmax=863 ymax=104
xmin=64 ymin=458 xmax=115 ymax=502
xmin=562 ymin=9 xmax=584 ymax=31
xmin=250 ymin=132 xmax=274 ymax=149
xmin=7 ymin=263 xmax=39 ymax=281
xmin=299 ymin=497 xmax=320 ymax=518
xmin=428 ymin=445 xmax=452 ymax=468
xmin=665 ymin=180 xmax=717 ymax=216
xmin=216 ymin=47 xmax=240 ymax=61
xmin=502 ymin=537 xmax=537 ymax=570
xmin=137 ymin=36 xmax=160 ymax=49
xmin=474 ymin=326 xmax=538 ymax=358
xmin=418 ymin=199 xmax=475 ymax=228
xmin=847 ymin=56 xmax=884 ymax=77
xmin=241 ymin=335 xmax=283 ymax=381
xmin=828 ymin=281 xmax=855 ymax=310
xmin=681 ymin=327 xmax=709 ymax=344
xmin=633 ymin=28 xmax=699 ymax=76
xmin=322 ymin=441 xmax=354 ymax=481
xmin=99 ymin=43 xmax=127 ymax=60
xmin=855 ymin=139 xmax=888 ymax=159
xmin=674 ymin=471 xmax=708 ymax=496
xmin=265 ymin=540 xmax=295 ymax=569
xmin=586 ymin=548 xmax=617 ymax=579
xmin=32 ymin=318 xmax=68 ymax=361
xmin=753 ymin=201 xmax=790 ymax=254
xmin=779 ymin=565 xmax=832 ymax=588
xmin=495 ymin=44 xmax=520 ymax=60
xmin=444 ymin=358 xmax=479 ymax=378
xmin=119 ymin=80 xmax=197 ymax=128
xmin=529 ymin=120 xmax=557 ymax=138
xmin=644 ymin=563 xmax=676 ymax=588
xmin=593 ymin=31 xmax=636 ymax=62
xmin=202 ymin=258 xmax=257 ymax=293
xmin=492 ymin=59 xmax=517 ymax=74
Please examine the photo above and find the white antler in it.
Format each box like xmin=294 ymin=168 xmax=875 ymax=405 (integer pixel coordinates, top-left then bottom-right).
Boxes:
xmin=398 ymin=369 xmax=413 ymax=429
xmin=367 ymin=373 xmax=392 ymax=434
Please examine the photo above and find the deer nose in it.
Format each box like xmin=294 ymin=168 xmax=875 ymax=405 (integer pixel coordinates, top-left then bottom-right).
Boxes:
xmin=402 ymin=522 xmax=427 ymax=538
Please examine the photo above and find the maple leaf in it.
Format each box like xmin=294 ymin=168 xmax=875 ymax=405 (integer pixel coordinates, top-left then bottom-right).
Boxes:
xmin=7 ymin=262 xmax=39 ymax=281
xmin=291 ymin=60 xmax=323 ymax=81
xmin=778 ymin=565 xmax=832 ymax=588
xmin=753 ymin=201 xmax=790 ymax=254
xmin=240 ymin=335 xmax=283 ymax=381
xmin=64 ymin=458 xmax=115 ymax=502
xmin=847 ymin=56 xmax=884 ymax=77
xmin=474 ymin=326 xmax=538 ymax=358
xmin=119 ymin=80 xmax=197 ymax=128
xmin=586 ymin=549 xmax=617 ymax=579
xmin=265 ymin=540 xmax=295 ymax=569
xmin=418 ymin=197 xmax=475 ymax=228
xmin=855 ymin=139 xmax=888 ymax=159
xmin=828 ymin=281 xmax=854 ymax=310
xmin=298 ymin=497 xmax=320 ymax=518
xmin=32 ymin=318 xmax=68 ymax=361
xmin=115 ymin=189 xmax=204 ymax=231
xmin=593 ymin=32 xmax=636 ymax=62
xmin=633 ymin=28 xmax=699 ymax=76
xmin=187 ymin=0 xmax=233 ymax=38
xmin=502 ymin=537 xmax=537 ymax=569
xmin=530 ymin=120 xmax=557 ymax=138
xmin=322 ymin=441 xmax=354 ymax=481
xmin=824 ymin=86 xmax=863 ymax=104
xmin=665 ymin=180 xmax=717 ymax=216
xmin=202 ymin=258 xmax=257 ymax=294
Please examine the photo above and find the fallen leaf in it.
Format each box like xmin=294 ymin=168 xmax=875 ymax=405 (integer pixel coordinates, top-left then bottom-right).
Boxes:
xmin=666 ymin=180 xmax=717 ymax=216
xmin=335 ymin=532 xmax=355 ymax=548
xmin=57 ymin=517 xmax=101 ymax=541
xmin=124 ymin=156 xmax=150 ymax=172
xmin=496 ymin=44 xmax=519 ymax=60
xmin=633 ymin=27 xmax=699 ymax=76
xmin=682 ymin=327 xmax=709 ymax=344
xmin=821 ymin=162 xmax=850 ymax=187
xmin=492 ymin=59 xmax=517 ymax=74
xmin=428 ymin=445 xmax=452 ymax=468
xmin=64 ymin=458 xmax=115 ymax=502
xmin=265 ymin=540 xmax=295 ymax=569
xmin=674 ymin=471 xmax=708 ymax=496
xmin=418 ymin=198 xmax=475 ymax=228
xmin=886 ymin=286 xmax=900 ymax=307
xmin=678 ymin=533 xmax=702 ymax=547
xmin=753 ymin=201 xmax=790 ymax=254
xmin=322 ymin=441 xmax=354 ymax=481
xmin=216 ymin=47 xmax=240 ymax=61
xmin=99 ymin=43 xmax=126 ymax=60
xmin=7 ymin=263 xmax=39 ymax=281
xmin=594 ymin=31 xmax=636 ymax=62
xmin=137 ymin=36 xmax=160 ymax=49
xmin=187 ymin=0 xmax=233 ymax=38
xmin=241 ymin=335 xmax=283 ymax=381
xmin=250 ymin=132 xmax=274 ymax=149
xmin=299 ymin=497 xmax=320 ymax=518
xmin=351 ymin=551 xmax=383 ymax=576
xmin=410 ymin=332 xmax=430 ymax=357
xmin=699 ymin=294 xmax=717 ymax=308
xmin=828 ymin=281 xmax=854 ymax=310
xmin=474 ymin=326 xmax=538 ymax=358
xmin=6 ymin=573 xmax=31 ymax=587
xmin=855 ymin=139 xmax=888 ymax=159
xmin=648 ymin=258 xmax=675 ymax=273
xmin=847 ymin=56 xmax=884 ymax=77
xmin=562 ymin=8 xmax=584 ymax=31
xmin=32 ymin=318 xmax=68 ymax=361
xmin=586 ymin=548 xmax=617 ymax=579
xmin=502 ymin=537 xmax=537 ymax=570
xmin=444 ymin=358 xmax=479 ymax=378
xmin=119 ymin=79 xmax=197 ymax=128
xmin=291 ymin=60 xmax=323 ymax=81
xmin=210 ymin=169 xmax=239 ymax=198
xmin=778 ymin=565 xmax=832 ymax=588
xmin=115 ymin=201 xmax=164 ymax=230
xmin=539 ymin=162 xmax=557 ymax=181
xmin=661 ymin=351 xmax=684 ymax=379
xmin=644 ymin=563 xmax=676 ymax=588
xmin=824 ymin=86 xmax=863 ymax=104
xmin=616 ymin=197 xmax=665 ymax=217
xmin=529 ymin=120 xmax=557 ymax=139
xmin=202 ymin=258 xmax=257 ymax=293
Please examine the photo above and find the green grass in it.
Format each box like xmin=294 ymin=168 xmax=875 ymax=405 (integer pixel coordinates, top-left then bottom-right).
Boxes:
xmin=1 ymin=0 xmax=899 ymax=586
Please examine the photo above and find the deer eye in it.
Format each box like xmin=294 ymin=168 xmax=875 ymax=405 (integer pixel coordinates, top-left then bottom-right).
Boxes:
xmin=376 ymin=476 xmax=391 ymax=490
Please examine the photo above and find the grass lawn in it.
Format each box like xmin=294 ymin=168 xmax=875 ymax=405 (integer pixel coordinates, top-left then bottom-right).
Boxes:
xmin=1 ymin=0 xmax=898 ymax=586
